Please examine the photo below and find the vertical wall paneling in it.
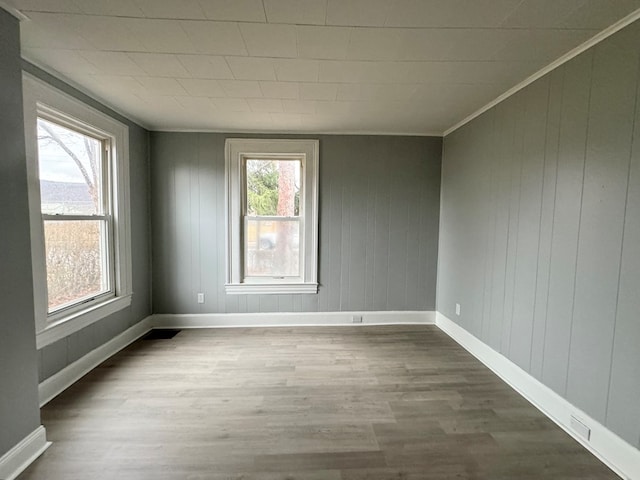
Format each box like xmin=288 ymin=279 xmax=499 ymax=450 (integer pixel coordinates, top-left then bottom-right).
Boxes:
xmin=605 ymin=55 xmax=640 ymax=447
xmin=529 ymin=67 xmax=564 ymax=380
xmin=151 ymin=134 xmax=442 ymax=314
xmin=565 ymin=26 xmax=639 ymax=422
xmin=439 ymin=21 xmax=640 ymax=448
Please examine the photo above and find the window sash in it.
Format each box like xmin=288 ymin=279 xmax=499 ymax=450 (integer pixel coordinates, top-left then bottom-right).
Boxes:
xmin=36 ymin=115 xmax=115 ymax=317
xmin=42 ymin=215 xmax=115 ymax=316
xmin=242 ymin=215 xmax=304 ymax=281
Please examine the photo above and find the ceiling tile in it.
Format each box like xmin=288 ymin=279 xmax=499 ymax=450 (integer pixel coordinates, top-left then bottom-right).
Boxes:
xmin=275 ymin=59 xmax=319 ymax=81
xmin=346 ymin=28 xmax=404 ymax=61
xmin=385 ymin=0 xmax=522 ymax=28
xmin=72 ymin=74 xmax=147 ymax=98
xmin=296 ymin=26 xmax=351 ymax=60
xmin=492 ymin=29 xmax=598 ymax=61
xmin=239 ymin=23 xmax=297 ymax=57
xmin=259 ymin=81 xmax=300 ymax=99
xmin=23 ymin=48 xmax=100 ymax=74
xmin=219 ymin=79 xmax=263 ymax=97
xmin=77 ymin=0 xmax=145 ymax=16
xmin=319 ymin=60 xmax=421 ymax=84
xmin=326 ymin=0 xmax=391 ymax=26
xmin=133 ymin=0 xmax=206 ymax=19
xmin=247 ymin=98 xmax=284 ymax=113
xmin=198 ymin=0 xmax=266 ymax=22
xmin=177 ymin=55 xmax=234 ymax=79
xmin=134 ymin=76 xmax=188 ymax=95
xmin=337 ymin=83 xmax=418 ymax=102
xmin=11 ymin=0 xmax=83 ymax=14
xmin=174 ymin=95 xmax=217 ymax=110
xmin=122 ymin=18 xmax=194 ymax=53
xmin=180 ymin=20 xmax=248 ymax=55
xmin=211 ymin=98 xmax=252 ymax=112
xmin=128 ymin=53 xmax=191 ymax=77
xmin=501 ymin=0 xmax=640 ymax=29
xmin=178 ymin=78 xmax=227 ymax=97
xmin=226 ymin=57 xmax=277 ymax=80
xmin=73 ymin=16 xmax=147 ymax=52
xmin=560 ymin=0 xmax=640 ymax=28
xmin=263 ymin=0 xmax=327 ymax=25
xmin=20 ymin=12 xmax=93 ymax=49
xmin=282 ymin=100 xmax=317 ymax=114
xmin=299 ymin=83 xmax=338 ymax=100
xmin=78 ymin=51 xmax=147 ymax=76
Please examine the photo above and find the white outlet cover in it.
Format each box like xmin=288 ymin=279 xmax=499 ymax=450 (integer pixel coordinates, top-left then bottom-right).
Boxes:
xmin=455 ymin=303 xmax=461 ymax=316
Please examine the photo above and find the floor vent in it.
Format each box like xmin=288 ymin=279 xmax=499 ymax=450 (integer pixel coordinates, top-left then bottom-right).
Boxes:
xmin=143 ymin=329 xmax=182 ymax=340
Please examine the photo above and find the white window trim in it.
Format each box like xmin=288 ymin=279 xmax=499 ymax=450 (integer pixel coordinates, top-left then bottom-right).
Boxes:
xmin=225 ymin=138 xmax=319 ymax=295
xmin=22 ymin=73 xmax=133 ymax=349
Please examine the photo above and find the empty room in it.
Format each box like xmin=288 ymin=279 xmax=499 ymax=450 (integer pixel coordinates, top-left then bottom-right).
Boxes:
xmin=1 ymin=1 xmax=640 ymax=479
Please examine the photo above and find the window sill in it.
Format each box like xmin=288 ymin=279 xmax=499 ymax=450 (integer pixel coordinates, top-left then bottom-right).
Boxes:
xmin=36 ymin=294 xmax=132 ymax=349
xmin=225 ymin=283 xmax=318 ymax=295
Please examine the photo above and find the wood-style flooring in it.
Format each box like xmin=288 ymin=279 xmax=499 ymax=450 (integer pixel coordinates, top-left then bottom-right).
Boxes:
xmin=19 ymin=325 xmax=619 ymax=479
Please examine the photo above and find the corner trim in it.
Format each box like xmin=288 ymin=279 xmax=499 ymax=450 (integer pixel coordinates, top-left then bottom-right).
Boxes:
xmin=153 ymin=311 xmax=435 ymax=329
xmin=443 ymin=7 xmax=640 ymax=137
xmin=38 ymin=316 xmax=153 ymax=406
xmin=0 ymin=426 xmax=50 ymax=480
xmin=435 ymin=312 xmax=640 ymax=480
xmin=0 ymin=1 xmax=30 ymax=21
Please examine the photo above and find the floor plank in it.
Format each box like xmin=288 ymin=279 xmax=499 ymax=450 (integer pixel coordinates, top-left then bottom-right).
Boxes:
xmin=19 ymin=325 xmax=620 ymax=479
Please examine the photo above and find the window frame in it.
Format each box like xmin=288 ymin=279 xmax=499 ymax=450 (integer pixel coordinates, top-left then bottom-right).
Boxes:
xmin=23 ymin=74 xmax=133 ymax=349
xmin=225 ymin=139 xmax=319 ymax=295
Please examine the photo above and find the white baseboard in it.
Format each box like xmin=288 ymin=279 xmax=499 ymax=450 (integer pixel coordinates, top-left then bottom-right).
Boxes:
xmin=435 ymin=312 xmax=639 ymax=480
xmin=152 ymin=310 xmax=435 ymax=329
xmin=0 ymin=426 xmax=50 ymax=480
xmin=38 ymin=316 xmax=153 ymax=407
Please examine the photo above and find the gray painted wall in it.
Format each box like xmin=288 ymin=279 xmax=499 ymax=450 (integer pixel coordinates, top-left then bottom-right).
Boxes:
xmin=438 ymin=20 xmax=640 ymax=449
xmin=151 ymin=133 xmax=441 ymax=314
xmin=20 ymin=63 xmax=153 ymax=383
xmin=0 ymin=8 xmax=41 ymax=457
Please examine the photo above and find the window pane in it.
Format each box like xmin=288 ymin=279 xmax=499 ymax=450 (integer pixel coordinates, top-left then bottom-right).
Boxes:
xmin=44 ymin=220 xmax=109 ymax=312
xmin=246 ymin=159 xmax=301 ymax=216
xmin=245 ymin=218 xmax=300 ymax=277
xmin=37 ymin=118 xmax=103 ymax=215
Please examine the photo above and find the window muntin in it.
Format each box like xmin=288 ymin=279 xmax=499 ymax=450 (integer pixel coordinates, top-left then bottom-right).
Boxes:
xmin=243 ymin=158 xmax=303 ymax=281
xmin=36 ymin=117 xmax=114 ymax=314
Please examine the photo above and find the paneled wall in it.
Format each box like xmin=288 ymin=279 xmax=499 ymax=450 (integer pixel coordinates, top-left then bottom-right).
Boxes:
xmin=23 ymin=63 xmax=153 ymax=383
xmin=438 ymin=21 xmax=640 ymax=448
xmin=0 ymin=8 xmax=41 ymax=457
xmin=151 ymin=133 xmax=442 ymax=314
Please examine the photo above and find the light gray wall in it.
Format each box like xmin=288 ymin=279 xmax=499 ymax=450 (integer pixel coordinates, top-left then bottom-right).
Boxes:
xmin=0 ymin=8 xmax=41 ymax=457
xmin=151 ymin=133 xmax=442 ymax=314
xmin=438 ymin=20 xmax=640 ymax=449
xmin=20 ymin=63 xmax=153 ymax=382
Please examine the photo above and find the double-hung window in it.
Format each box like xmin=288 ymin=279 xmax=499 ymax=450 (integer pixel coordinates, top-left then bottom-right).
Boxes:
xmin=225 ymin=139 xmax=319 ymax=294
xmin=23 ymin=75 xmax=132 ymax=348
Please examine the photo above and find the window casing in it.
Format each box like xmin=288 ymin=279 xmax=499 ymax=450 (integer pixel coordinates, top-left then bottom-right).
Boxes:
xmin=225 ymin=139 xmax=319 ymax=294
xmin=23 ymin=74 xmax=132 ymax=348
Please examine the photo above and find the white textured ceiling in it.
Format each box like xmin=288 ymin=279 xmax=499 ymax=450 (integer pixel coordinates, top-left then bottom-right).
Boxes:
xmin=9 ymin=0 xmax=640 ymax=134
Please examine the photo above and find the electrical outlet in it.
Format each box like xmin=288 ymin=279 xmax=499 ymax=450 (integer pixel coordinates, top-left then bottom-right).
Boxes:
xmin=197 ymin=293 xmax=205 ymax=304
xmin=455 ymin=303 xmax=461 ymax=316
xmin=570 ymin=415 xmax=591 ymax=441
xmin=352 ymin=315 xmax=363 ymax=324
